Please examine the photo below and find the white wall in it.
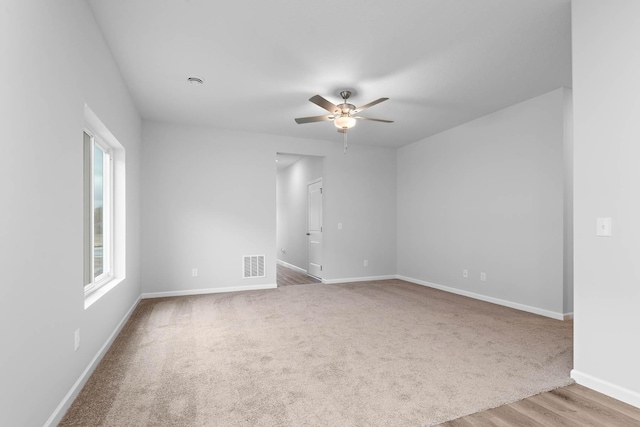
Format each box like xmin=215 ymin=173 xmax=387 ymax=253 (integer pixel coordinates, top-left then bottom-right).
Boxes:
xmin=397 ymin=89 xmax=570 ymax=318
xmin=141 ymin=122 xmax=397 ymax=294
xmin=572 ymin=0 xmax=640 ymax=407
xmin=563 ymin=88 xmax=574 ymax=315
xmin=277 ymin=156 xmax=323 ymax=271
xmin=0 ymin=1 xmax=142 ymax=426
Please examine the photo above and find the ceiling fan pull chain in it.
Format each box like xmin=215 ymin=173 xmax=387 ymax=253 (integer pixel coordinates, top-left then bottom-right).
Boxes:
xmin=344 ymin=131 xmax=348 ymax=154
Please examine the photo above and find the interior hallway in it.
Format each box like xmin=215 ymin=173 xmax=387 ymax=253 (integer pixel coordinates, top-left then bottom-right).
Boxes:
xmin=276 ymin=264 xmax=322 ymax=287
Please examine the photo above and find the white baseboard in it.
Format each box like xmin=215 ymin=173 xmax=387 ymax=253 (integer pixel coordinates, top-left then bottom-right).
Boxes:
xmin=563 ymin=312 xmax=574 ymax=320
xmin=397 ymin=275 xmax=565 ymax=320
xmin=276 ymin=259 xmax=307 ymax=274
xmin=571 ymin=369 xmax=640 ymax=409
xmin=142 ymin=283 xmax=277 ymax=299
xmin=322 ymin=275 xmax=398 ymax=284
xmin=44 ymin=295 xmax=141 ymax=427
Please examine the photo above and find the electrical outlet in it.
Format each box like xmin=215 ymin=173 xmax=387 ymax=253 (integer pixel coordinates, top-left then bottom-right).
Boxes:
xmin=480 ymin=272 xmax=486 ymax=282
xmin=192 ymin=268 xmax=198 ymax=277
xmin=74 ymin=329 xmax=80 ymax=351
xmin=364 ymin=259 xmax=368 ymax=267
xmin=463 ymin=269 xmax=468 ymax=278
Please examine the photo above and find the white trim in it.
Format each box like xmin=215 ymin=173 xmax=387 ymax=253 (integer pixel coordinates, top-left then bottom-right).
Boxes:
xmin=307 ymin=177 xmax=323 ymax=186
xmin=397 ymin=275 xmax=565 ymax=320
xmin=322 ymin=275 xmax=398 ymax=284
xmin=44 ymin=295 xmax=141 ymax=427
xmin=571 ymin=369 xmax=640 ymax=409
xmin=84 ymin=128 xmax=114 ymax=289
xmin=276 ymin=259 xmax=307 ymax=274
xmin=83 ymin=104 xmax=125 ymax=305
xmin=563 ymin=312 xmax=574 ymax=320
xmin=84 ymin=276 xmax=124 ymax=309
xmin=92 ymin=132 xmax=112 ymax=154
xmin=307 ymin=177 xmax=323 ymax=279
xmin=142 ymin=283 xmax=277 ymax=299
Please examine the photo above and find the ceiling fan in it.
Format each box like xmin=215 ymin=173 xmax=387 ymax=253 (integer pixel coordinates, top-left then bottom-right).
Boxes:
xmin=294 ymin=90 xmax=393 ymax=133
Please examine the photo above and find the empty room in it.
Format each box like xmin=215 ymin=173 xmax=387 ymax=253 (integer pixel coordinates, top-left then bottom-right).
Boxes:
xmin=2 ymin=1 xmax=640 ymax=426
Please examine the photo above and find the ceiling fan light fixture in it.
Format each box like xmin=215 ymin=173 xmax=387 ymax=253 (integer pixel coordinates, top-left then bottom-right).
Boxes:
xmin=334 ymin=115 xmax=356 ymax=129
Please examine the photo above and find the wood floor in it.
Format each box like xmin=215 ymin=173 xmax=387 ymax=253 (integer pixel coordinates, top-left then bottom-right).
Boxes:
xmin=439 ymin=383 xmax=640 ymax=426
xmin=276 ymin=263 xmax=321 ymax=287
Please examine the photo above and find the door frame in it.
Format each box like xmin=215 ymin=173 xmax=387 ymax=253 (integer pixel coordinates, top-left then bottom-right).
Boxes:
xmin=307 ymin=177 xmax=323 ymax=279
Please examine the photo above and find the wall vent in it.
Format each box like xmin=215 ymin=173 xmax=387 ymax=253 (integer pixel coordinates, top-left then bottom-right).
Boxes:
xmin=243 ymin=255 xmax=265 ymax=278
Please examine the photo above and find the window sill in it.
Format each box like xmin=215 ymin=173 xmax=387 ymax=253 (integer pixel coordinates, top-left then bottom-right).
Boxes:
xmin=84 ymin=276 xmax=125 ymax=309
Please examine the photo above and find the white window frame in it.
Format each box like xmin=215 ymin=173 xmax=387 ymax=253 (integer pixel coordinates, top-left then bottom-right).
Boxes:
xmin=84 ymin=128 xmax=114 ymax=295
xmin=83 ymin=103 xmax=126 ymax=309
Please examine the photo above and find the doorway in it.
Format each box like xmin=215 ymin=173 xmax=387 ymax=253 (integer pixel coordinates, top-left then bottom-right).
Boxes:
xmin=275 ymin=153 xmax=324 ymax=286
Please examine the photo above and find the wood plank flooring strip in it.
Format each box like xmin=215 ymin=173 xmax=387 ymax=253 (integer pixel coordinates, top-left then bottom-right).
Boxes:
xmin=489 ymin=404 xmax=545 ymax=427
xmin=443 ymin=385 xmax=640 ymax=427
xmin=529 ymin=393 xmax=610 ymax=426
xmin=276 ymin=264 xmax=321 ymax=287
xmin=550 ymin=387 xmax=640 ymax=426
xmin=565 ymin=384 xmax=640 ymax=422
xmin=485 ymin=417 xmax=517 ymax=427
xmin=510 ymin=396 xmax=581 ymax=427
xmin=440 ymin=418 xmax=477 ymax=427
xmin=442 ymin=407 xmax=514 ymax=427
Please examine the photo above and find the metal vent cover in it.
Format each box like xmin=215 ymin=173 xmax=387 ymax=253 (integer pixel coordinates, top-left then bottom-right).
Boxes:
xmin=243 ymin=255 xmax=265 ymax=278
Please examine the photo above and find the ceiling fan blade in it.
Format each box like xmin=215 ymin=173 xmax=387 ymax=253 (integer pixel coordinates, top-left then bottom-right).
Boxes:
xmin=295 ymin=115 xmax=334 ymax=124
xmin=309 ymin=95 xmax=340 ymax=113
xmin=353 ymin=116 xmax=394 ymax=123
xmin=353 ymin=98 xmax=388 ymax=113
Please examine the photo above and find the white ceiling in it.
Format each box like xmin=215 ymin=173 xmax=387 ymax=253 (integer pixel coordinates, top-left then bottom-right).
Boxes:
xmin=88 ymin=0 xmax=571 ymax=148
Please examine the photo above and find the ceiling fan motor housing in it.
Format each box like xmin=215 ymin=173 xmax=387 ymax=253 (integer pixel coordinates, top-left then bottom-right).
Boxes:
xmin=335 ymin=91 xmax=355 ymax=115
xmin=337 ymin=103 xmax=356 ymax=115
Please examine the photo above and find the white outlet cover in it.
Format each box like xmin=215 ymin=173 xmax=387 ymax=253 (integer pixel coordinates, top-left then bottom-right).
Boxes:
xmin=480 ymin=272 xmax=487 ymax=281
xmin=74 ymin=329 xmax=80 ymax=351
xmin=596 ymin=217 xmax=612 ymax=236
xmin=463 ymin=269 xmax=468 ymax=278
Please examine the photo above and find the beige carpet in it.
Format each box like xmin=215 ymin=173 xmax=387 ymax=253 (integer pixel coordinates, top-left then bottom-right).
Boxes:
xmin=60 ymin=280 xmax=573 ymax=426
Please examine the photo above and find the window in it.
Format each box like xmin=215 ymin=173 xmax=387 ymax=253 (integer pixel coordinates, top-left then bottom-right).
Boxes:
xmin=83 ymin=105 xmax=126 ymax=308
xmin=84 ymin=130 xmax=113 ymax=293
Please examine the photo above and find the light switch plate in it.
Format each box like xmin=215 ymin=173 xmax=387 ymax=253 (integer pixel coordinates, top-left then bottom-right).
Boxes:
xmin=597 ymin=217 xmax=612 ymax=236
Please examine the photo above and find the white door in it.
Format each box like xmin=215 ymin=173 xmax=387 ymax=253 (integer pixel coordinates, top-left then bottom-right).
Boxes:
xmin=307 ymin=179 xmax=323 ymax=279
